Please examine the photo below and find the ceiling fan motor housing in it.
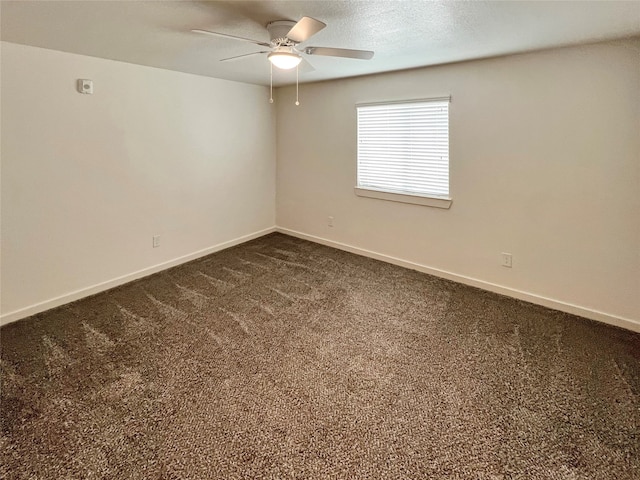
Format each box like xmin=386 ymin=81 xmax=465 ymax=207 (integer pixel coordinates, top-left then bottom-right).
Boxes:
xmin=267 ymin=20 xmax=297 ymax=46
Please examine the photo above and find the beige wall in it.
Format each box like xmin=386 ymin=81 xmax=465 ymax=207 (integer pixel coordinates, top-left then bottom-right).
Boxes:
xmin=1 ymin=42 xmax=276 ymax=323
xmin=3 ymin=40 xmax=638 ymax=331
xmin=276 ymin=40 xmax=640 ymax=330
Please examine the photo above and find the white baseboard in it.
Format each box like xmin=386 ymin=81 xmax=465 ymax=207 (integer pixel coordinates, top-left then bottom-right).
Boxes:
xmin=4 ymin=225 xmax=638 ymax=334
xmin=0 ymin=227 xmax=276 ymax=326
xmin=276 ymin=227 xmax=640 ymax=334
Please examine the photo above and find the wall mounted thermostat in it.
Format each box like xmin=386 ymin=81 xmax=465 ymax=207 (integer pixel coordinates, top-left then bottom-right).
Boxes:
xmin=78 ymin=79 xmax=93 ymax=94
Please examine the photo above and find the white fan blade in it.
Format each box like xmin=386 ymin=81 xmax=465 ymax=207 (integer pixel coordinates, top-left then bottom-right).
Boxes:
xmin=299 ymin=58 xmax=315 ymax=73
xmin=286 ymin=17 xmax=326 ymax=43
xmin=304 ymin=46 xmax=374 ymax=60
xmin=192 ymin=29 xmax=271 ymax=47
xmin=220 ymin=51 xmax=269 ymax=62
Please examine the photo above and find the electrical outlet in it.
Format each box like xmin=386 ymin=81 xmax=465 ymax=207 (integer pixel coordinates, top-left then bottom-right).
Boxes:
xmin=501 ymin=252 xmax=512 ymax=268
xmin=328 ymin=216 xmax=334 ymax=227
xmin=153 ymin=235 xmax=161 ymax=248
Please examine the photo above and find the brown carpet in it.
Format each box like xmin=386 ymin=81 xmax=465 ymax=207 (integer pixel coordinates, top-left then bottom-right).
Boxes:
xmin=1 ymin=233 xmax=639 ymax=479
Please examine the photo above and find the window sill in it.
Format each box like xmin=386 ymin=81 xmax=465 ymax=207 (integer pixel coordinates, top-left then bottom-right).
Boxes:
xmin=354 ymin=187 xmax=452 ymax=209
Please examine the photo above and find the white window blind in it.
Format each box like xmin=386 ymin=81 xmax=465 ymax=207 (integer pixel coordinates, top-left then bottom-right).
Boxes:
xmin=357 ymin=98 xmax=450 ymax=198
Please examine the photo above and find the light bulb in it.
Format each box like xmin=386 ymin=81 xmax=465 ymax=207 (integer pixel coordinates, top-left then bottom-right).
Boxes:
xmin=268 ymin=51 xmax=302 ymax=70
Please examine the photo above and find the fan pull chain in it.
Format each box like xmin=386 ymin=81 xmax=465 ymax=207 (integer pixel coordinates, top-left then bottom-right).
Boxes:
xmin=295 ymin=64 xmax=300 ymax=106
xmin=269 ymin=63 xmax=274 ymax=104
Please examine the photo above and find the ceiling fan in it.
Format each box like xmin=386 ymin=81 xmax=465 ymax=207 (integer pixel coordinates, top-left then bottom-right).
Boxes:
xmin=192 ymin=16 xmax=374 ymax=71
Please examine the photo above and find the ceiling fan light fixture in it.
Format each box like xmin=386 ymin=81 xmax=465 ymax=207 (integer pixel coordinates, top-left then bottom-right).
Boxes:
xmin=268 ymin=51 xmax=302 ymax=70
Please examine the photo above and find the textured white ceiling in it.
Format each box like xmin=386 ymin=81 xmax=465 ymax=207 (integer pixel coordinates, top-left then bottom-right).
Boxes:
xmin=2 ymin=1 xmax=639 ymax=87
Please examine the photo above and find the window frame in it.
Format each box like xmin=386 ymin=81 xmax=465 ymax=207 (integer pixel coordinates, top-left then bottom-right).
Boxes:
xmin=355 ymin=97 xmax=452 ymax=209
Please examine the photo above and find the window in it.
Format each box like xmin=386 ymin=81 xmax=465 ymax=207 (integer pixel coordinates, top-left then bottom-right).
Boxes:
xmin=355 ymin=97 xmax=451 ymax=208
